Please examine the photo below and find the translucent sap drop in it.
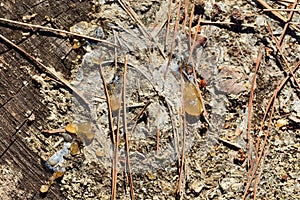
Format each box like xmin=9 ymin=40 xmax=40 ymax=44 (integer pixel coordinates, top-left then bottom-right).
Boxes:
xmin=77 ymin=122 xmax=95 ymax=145
xmin=183 ymin=82 xmax=203 ymax=116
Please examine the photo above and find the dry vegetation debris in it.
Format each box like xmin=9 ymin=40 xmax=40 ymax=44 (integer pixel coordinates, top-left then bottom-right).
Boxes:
xmin=1 ymin=0 xmax=299 ymax=199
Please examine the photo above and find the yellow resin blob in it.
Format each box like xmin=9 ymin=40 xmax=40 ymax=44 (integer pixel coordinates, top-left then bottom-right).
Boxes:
xmin=183 ymin=82 xmax=203 ymax=116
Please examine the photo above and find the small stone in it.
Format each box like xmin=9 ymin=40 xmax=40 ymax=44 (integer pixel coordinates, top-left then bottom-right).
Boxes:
xmin=275 ymin=119 xmax=288 ymax=129
xmin=189 ymin=180 xmax=204 ymax=193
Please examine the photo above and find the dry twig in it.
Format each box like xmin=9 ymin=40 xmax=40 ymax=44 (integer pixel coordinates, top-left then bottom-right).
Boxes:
xmin=246 ymin=48 xmax=262 ymax=179
xmin=278 ymin=0 xmax=298 ymax=45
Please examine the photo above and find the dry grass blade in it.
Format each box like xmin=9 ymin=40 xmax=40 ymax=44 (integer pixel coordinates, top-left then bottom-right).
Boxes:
xmin=164 ymin=0 xmax=182 ymax=79
xmin=123 ymin=56 xmax=135 ymax=200
xmin=176 ymin=71 xmax=187 ymax=196
xmin=98 ymin=59 xmax=117 ymax=199
xmin=0 ymin=17 xmax=117 ymax=47
xmin=0 ymin=33 xmax=90 ymax=111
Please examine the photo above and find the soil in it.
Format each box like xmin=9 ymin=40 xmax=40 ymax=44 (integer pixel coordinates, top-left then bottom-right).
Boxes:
xmin=1 ymin=0 xmax=299 ymax=200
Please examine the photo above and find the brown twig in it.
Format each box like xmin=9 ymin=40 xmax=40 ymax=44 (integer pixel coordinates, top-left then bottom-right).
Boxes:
xmin=182 ymin=0 xmax=190 ymax=31
xmin=188 ymin=1 xmax=196 ymax=49
xmin=253 ymin=143 xmax=270 ymax=200
xmin=41 ymin=129 xmax=65 ymax=134
xmin=165 ymin=0 xmax=172 ymax=50
xmin=0 ymin=17 xmax=117 ymax=47
xmin=176 ymin=71 xmax=187 ymax=196
xmin=187 ymin=14 xmax=201 ymax=64
xmin=246 ymin=48 xmax=263 ymax=179
xmin=243 ymin=89 xmax=276 ymax=200
xmin=0 ymin=33 xmax=90 ymax=111
xmin=263 ymin=8 xmax=300 ymax=11
xmin=156 ymin=127 xmax=161 ymax=155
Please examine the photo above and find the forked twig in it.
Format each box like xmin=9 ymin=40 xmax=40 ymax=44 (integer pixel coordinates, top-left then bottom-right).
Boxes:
xmin=267 ymin=22 xmax=300 ymax=89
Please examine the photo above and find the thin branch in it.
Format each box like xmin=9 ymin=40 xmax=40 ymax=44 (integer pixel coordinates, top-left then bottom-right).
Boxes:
xmin=200 ymin=20 xmax=256 ymax=28
xmin=182 ymin=0 xmax=190 ymax=31
xmin=263 ymin=8 xmax=300 ymax=11
xmin=246 ymin=48 xmax=262 ymax=179
xmin=176 ymin=70 xmax=187 ymax=196
xmin=165 ymin=0 xmax=172 ymax=51
xmin=99 ymin=59 xmax=117 ymax=199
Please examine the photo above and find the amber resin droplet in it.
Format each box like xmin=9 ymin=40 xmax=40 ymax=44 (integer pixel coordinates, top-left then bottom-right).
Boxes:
xmin=183 ymin=82 xmax=203 ymax=116
xmin=40 ymin=184 xmax=49 ymax=193
xmin=110 ymin=94 xmax=121 ymax=111
xmin=65 ymin=123 xmax=78 ymax=135
xmin=77 ymin=122 xmax=95 ymax=143
xmin=70 ymin=141 xmax=79 ymax=156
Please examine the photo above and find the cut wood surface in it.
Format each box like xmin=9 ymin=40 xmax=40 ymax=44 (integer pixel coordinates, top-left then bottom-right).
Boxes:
xmin=0 ymin=1 xmax=92 ymax=199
